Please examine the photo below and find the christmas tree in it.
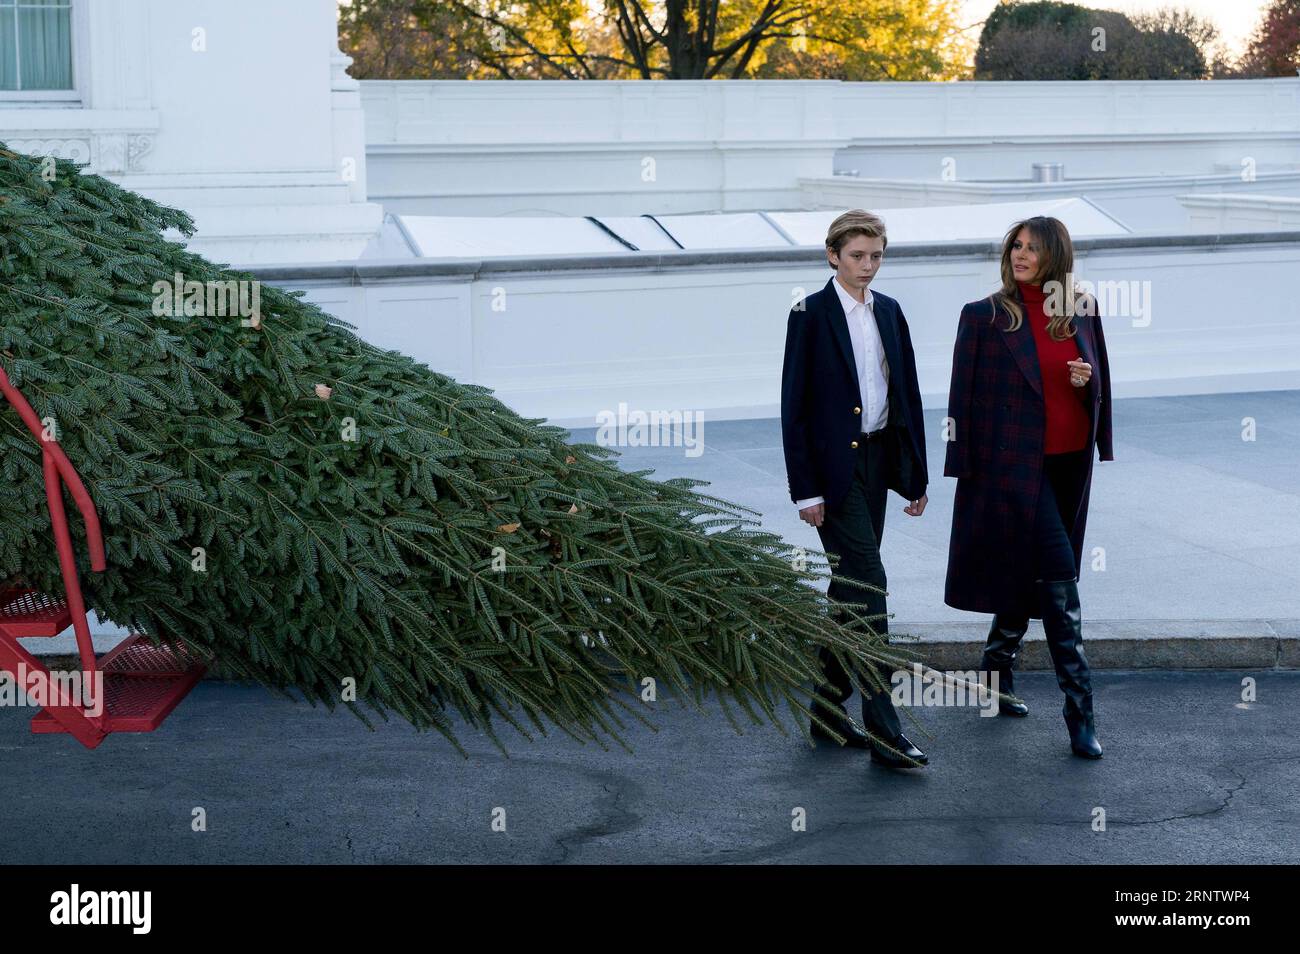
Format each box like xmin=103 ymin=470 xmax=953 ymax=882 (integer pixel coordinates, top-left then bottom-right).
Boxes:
xmin=0 ymin=145 xmax=903 ymax=755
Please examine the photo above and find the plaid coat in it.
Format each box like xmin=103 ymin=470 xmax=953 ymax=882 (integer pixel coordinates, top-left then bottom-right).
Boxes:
xmin=943 ymin=294 xmax=1114 ymax=618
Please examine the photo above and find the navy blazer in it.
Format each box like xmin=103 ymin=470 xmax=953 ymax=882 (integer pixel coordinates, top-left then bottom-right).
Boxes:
xmin=781 ymin=276 xmax=929 ymax=510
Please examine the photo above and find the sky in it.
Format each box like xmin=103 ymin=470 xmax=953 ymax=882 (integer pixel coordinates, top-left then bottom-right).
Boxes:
xmin=959 ymin=0 xmax=1269 ymax=58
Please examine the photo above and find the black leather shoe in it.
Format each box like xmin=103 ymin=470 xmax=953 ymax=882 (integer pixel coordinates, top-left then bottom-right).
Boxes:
xmin=981 ymin=613 xmax=1030 ymax=716
xmin=810 ymin=718 xmax=873 ymax=749
xmin=1036 ymin=577 xmax=1103 ymax=759
xmin=870 ymin=733 xmax=928 ymax=767
xmin=999 ymin=697 xmax=1030 ymax=717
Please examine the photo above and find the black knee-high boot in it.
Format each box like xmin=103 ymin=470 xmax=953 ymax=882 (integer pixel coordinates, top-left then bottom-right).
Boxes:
xmin=1036 ymin=577 xmax=1103 ymax=758
xmin=980 ymin=613 xmax=1030 ymax=716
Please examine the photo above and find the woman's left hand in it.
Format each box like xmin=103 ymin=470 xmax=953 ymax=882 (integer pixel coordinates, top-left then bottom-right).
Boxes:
xmin=1067 ymin=359 xmax=1091 ymax=388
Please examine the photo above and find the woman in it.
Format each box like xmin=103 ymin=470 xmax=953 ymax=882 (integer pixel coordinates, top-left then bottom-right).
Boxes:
xmin=943 ymin=216 xmax=1114 ymax=759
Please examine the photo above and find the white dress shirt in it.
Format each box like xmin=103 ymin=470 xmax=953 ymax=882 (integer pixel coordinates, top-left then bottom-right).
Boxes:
xmin=795 ymin=277 xmax=891 ymax=511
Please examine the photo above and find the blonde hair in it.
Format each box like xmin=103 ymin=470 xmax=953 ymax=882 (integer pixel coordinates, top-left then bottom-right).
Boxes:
xmin=825 ymin=210 xmax=887 ymax=268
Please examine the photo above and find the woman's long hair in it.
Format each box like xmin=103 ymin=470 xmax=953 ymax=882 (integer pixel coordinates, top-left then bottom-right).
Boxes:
xmin=990 ymin=216 xmax=1091 ymax=340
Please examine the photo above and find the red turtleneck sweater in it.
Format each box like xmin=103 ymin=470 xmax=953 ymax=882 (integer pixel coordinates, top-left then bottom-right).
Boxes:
xmin=1018 ymin=281 xmax=1090 ymax=454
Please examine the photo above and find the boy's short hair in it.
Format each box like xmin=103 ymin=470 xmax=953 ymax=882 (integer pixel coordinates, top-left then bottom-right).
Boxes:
xmin=825 ymin=210 xmax=888 ymax=268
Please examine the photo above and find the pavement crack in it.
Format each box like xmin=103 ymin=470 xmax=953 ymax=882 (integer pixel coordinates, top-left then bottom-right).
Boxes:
xmin=1106 ymin=754 xmax=1300 ymax=829
xmin=701 ymin=764 xmax=1253 ymax=862
xmin=1109 ymin=766 xmax=1248 ymax=828
xmin=704 ymin=814 xmax=1101 ymax=864
xmin=549 ymin=774 xmax=644 ymax=864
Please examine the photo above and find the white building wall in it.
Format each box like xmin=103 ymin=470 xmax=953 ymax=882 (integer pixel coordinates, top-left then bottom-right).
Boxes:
xmin=263 ymin=235 xmax=1300 ymax=429
xmin=0 ymin=0 xmax=382 ymax=265
xmin=362 ymin=78 xmax=1300 ymax=218
xmin=1180 ymin=194 xmax=1300 ymax=231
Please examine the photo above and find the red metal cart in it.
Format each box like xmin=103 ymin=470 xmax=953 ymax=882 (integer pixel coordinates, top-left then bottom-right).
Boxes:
xmin=0 ymin=365 xmax=206 ymax=748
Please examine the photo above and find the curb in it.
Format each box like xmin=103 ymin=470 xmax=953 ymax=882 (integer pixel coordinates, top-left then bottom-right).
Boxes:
xmin=22 ymin=620 xmax=1300 ymax=676
xmin=887 ymin=619 xmax=1300 ymax=671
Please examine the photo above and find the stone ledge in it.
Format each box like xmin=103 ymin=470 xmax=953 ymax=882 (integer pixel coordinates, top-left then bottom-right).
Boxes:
xmin=888 ymin=619 xmax=1300 ymax=671
xmin=20 ymin=619 xmax=1299 ymax=678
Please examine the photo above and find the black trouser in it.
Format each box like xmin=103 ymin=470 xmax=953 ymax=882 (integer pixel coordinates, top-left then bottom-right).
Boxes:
xmin=992 ymin=449 xmax=1090 ymax=637
xmin=985 ymin=447 xmax=1092 ymax=705
xmin=812 ymin=428 xmax=901 ymax=740
xmin=1031 ymin=449 xmax=1090 ymax=585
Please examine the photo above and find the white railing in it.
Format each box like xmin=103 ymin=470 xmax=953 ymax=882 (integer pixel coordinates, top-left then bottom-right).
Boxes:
xmin=363 ymin=78 xmax=1300 ymax=145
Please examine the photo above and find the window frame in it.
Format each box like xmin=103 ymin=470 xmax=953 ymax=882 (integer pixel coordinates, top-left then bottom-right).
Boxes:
xmin=0 ymin=0 xmax=85 ymax=104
